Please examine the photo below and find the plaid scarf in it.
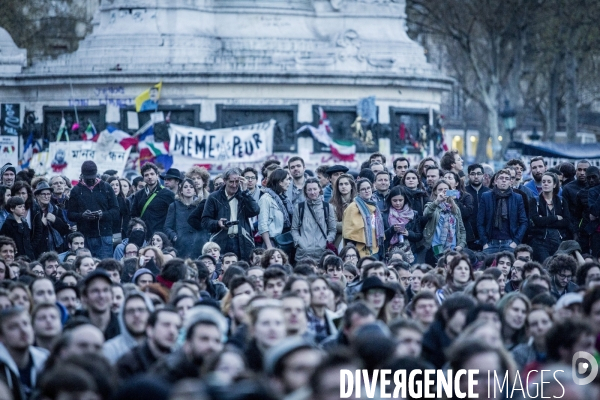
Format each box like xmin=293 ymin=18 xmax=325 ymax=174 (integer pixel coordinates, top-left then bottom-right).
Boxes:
xmin=388 ymin=204 xmax=414 ymax=246
xmin=355 ymin=196 xmax=385 ymax=251
xmin=437 ymin=202 xmax=456 ymax=251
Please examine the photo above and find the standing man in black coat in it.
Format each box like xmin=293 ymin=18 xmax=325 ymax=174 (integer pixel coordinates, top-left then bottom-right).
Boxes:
xmin=465 ymin=163 xmax=490 ymax=250
xmin=67 ymin=161 xmax=119 ymax=259
xmin=131 ymin=162 xmax=175 ymax=241
xmin=201 ymin=168 xmax=260 ymax=261
xmin=563 ymin=160 xmax=590 ymax=238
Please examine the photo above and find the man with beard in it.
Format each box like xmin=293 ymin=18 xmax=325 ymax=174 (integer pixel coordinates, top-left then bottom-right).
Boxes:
xmin=116 ymin=307 xmax=181 ymax=379
xmin=564 ymin=160 xmax=590 ymax=233
xmin=425 ymin=165 xmax=440 ymax=195
xmin=0 ymin=307 xmax=48 ymax=400
xmin=55 ymin=282 xmax=79 ymax=316
xmin=103 ymin=292 xmax=153 ymax=364
xmin=524 ymin=156 xmax=547 ymax=195
xmin=131 ymin=162 xmax=175 ymax=241
xmin=472 ymin=275 xmax=501 ymax=305
xmin=465 ymin=163 xmax=490 ymax=250
xmin=478 ymin=169 xmax=528 ymax=254
xmin=149 ymin=306 xmax=227 ymax=384
xmin=575 ymin=166 xmax=600 ymax=253
xmin=78 ymin=270 xmax=120 ymax=340
xmin=524 ymin=156 xmax=562 ymax=198
xmin=38 ymin=252 xmax=60 ymax=282
xmin=287 ymin=157 xmax=308 ymax=206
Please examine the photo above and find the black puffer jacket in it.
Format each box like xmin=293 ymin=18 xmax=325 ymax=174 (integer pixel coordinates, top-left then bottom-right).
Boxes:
xmin=68 ymin=179 xmax=119 ymax=238
xmin=0 ymin=215 xmax=35 ymax=260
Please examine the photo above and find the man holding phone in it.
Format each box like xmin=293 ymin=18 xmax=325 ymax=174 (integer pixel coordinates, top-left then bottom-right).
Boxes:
xmin=477 ymin=168 xmax=528 ymax=254
xmin=68 ymin=161 xmax=119 ymax=259
xmin=201 ymin=168 xmax=260 ymax=261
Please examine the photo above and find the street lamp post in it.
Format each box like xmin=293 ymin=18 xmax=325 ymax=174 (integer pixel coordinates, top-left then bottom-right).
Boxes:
xmin=500 ymin=100 xmax=517 ymax=146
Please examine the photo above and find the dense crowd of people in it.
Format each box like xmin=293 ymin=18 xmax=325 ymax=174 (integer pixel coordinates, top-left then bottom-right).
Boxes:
xmin=0 ymin=151 xmax=595 ymax=399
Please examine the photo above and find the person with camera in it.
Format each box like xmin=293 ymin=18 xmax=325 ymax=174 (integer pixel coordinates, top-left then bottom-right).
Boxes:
xmin=67 ymin=161 xmax=119 ymax=259
xmin=443 ymin=170 xmax=474 ymax=247
xmin=201 ymin=168 xmax=260 ymax=261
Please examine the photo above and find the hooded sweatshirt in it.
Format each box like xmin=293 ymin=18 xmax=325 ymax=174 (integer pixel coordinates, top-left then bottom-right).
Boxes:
xmin=103 ymin=292 xmax=155 ymax=364
xmin=0 ymin=342 xmax=48 ymax=400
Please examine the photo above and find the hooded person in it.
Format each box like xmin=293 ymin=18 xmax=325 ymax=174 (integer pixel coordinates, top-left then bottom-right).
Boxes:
xmin=67 ymin=161 xmax=120 ymax=259
xmin=102 ymin=291 xmax=155 ymax=364
xmin=0 ymin=306 xmax=49 ymax=400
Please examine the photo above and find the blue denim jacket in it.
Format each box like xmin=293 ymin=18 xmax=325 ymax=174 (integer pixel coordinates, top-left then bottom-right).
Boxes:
xmin=258 ymin=193 xmax=285 ymax=237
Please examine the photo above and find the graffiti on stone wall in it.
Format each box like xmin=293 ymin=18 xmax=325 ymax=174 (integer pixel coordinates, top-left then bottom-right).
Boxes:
xmin=68 ymin=86 xmax=133 ymax=108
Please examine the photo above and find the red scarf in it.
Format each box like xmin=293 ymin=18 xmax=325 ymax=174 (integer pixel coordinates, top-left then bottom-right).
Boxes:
xmin=156 ymin=275 xmax=174 ymax=289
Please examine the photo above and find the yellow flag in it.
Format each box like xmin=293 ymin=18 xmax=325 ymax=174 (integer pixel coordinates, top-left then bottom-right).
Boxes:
xmin=135 ymin=82 xmax=162 ymax=112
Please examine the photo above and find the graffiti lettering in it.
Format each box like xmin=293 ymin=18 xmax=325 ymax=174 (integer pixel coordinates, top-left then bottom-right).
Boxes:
xmin=93 ymin=86 xmax=126 ymax=97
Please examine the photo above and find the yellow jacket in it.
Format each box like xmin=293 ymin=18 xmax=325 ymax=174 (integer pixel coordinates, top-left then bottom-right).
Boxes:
xmin=342 ymin=201 xmax=379 ymax=258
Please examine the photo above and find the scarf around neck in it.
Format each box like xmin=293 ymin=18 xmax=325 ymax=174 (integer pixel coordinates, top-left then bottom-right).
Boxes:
xmin=266 ymin=188 xmax=293 ymax=228
xmin=80 ymin=178 xmax=101 ymax=191
xmin=492 ymin=187 xmax=512 ymax=229
xmin=354 ymin=195 xmax=385 ymax=251
xmin=388 ymin=204 xmax=414 ymax=246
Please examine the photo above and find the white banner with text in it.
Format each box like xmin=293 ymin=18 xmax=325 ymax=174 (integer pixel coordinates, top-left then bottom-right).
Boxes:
xmin=46 ymin=141 xmax=131 ymax=181
xmin=169 ymin=120 xmax=275 ymax=163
